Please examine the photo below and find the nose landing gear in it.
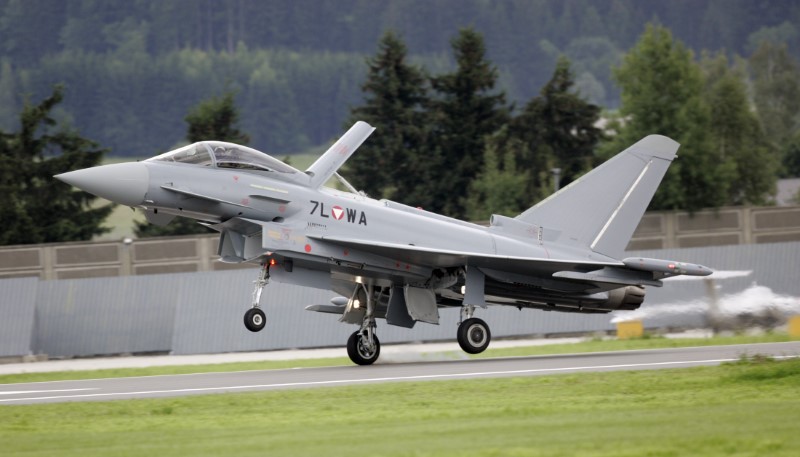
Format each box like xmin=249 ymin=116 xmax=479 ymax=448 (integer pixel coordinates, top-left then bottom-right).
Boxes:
xmin=244 ymin=262 xmax=270 ymax=333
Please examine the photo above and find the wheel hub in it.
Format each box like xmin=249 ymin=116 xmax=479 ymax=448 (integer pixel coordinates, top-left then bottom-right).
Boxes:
xmin=467 ymin=324 xmax=487 ymax=347
xmin=357 ymin=336 xmax=376 ymax=358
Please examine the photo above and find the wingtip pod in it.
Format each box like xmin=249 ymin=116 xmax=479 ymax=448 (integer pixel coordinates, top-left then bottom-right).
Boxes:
xmin=622 ymin=257 xmax=713 ymax=276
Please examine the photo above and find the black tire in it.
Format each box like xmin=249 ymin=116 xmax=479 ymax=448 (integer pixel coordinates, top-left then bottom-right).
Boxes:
xmin=457 ymin=317 xmax=491 ymax=354
xmin=347 ymin=331 xmax=380 ymax=365
xmin=244 ymin=308 xmax=266 ymax=332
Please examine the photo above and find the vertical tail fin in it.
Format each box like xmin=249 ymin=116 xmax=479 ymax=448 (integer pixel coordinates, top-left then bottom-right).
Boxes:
xmin=305 ymin=121 xmax=375 ymax=188
xmin=516 ymin=135 xmax=679 ymax=259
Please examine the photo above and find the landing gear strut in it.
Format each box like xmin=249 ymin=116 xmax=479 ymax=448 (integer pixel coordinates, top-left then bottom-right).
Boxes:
xmin=346 ymin=283 xmax=381 ymax=365
xmin=244 ymin=262 xmax=270 ymax=332
xmin=457 ymin=305 xmax=491 ymax=354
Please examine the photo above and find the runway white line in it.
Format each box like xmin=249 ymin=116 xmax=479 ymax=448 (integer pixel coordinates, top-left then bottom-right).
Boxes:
xmin=0 ymin=388 xmax=97 ymax=396
xmin=6 ymin=355 xmax=796 ymax=404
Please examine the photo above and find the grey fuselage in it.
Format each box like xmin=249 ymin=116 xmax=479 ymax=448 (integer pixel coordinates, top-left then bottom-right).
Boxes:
xmin=141 ymin=158 xmax=628 ymax=310
xmin=54 ymin=124 xmax=711 ymax=319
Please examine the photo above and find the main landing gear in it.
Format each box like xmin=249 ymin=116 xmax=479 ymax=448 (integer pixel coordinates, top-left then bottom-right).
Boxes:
xmin=347 ymin=330 xmax=380 ymax=365
xmin=346 ymin=283 xmax=381 ymax=365
xmin=244 ymin=262 xmax=270 ymax=332
xmin=456 ymin=305 xmax=491 ymax=354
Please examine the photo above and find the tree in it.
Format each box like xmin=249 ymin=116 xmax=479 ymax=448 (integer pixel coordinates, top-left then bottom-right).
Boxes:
xmin=701 ymin=53 xmax=777 ymax=205
xmin=601 ymin=24 xmax=729 ymax=212
xmin=464 ymin=131 xmax=532 ymax=221
xmin=749 ymin=41 xmax=800 ymax=156
xmin=184 ymin=91 xmax=250 ymax=144
xmin=428 ymin=28 xmax=510 ymax=218
xmin=0 ymin=85 xmax=112 ymax=245
xmin=784 ymin=131 xmax=800 ymax=178
xmin=0 ymin=59 xmax=19 ymax=130
xmin=344 ymin=30 xmax=431 ymax=204
xmin=513 ymin=57 xmax=603 ymax=190
xmin=135 ymin=91 xmax=250 ymax=237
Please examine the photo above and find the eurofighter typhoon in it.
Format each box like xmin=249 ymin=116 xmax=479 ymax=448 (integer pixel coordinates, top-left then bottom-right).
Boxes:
xmin=55 ymin=122 xmax=711 ymax=365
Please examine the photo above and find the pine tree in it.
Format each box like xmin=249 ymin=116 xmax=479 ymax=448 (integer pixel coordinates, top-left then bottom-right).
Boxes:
xmin=344 ymin=31 xmax=431 ymax=204
xmin=428 ymin=28 xmax=510 ymax=218
xmin=0 ymin=85 xmax=112 ymax=245
xmin=749 ymin=41 xmax=800 ymax=156
xmin=135 ymin=91 xmax=250 ymax=237
xmin=185 ymin=92 xmax=250 ymax=144
xmin=702 ymin=53 xmax=777 ymax=205
xmin=601 ymin=24 xmax=728 ymax=212
xmin=513 ymin=57 xmax=603 ymax=190
xmin=464 ymin=131 xmax=532 ymax=221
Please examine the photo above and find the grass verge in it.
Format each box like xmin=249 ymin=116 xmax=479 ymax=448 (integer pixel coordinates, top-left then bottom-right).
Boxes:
xmin=1 ymin=357 xmax=798 ymax=456
xmin=0 ymin=333 xmax=792 ymax=385
xmin=476 ymin=332 xmax=793 ymax=358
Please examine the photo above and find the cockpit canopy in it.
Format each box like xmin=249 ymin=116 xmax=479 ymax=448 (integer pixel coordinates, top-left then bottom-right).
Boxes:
xmin=146 ymin=141 xmax=300 ymax=174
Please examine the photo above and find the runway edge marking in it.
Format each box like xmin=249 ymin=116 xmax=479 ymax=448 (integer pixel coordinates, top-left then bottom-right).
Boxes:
xmin=3 ymin=355 xmax=797 ymax=404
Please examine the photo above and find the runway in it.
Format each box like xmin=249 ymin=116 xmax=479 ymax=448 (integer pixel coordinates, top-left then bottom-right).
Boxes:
xmin=2 ymin=341 xmax=799 ymax=405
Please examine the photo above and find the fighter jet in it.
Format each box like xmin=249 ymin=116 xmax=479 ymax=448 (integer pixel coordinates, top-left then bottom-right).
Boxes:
xmin=55 ymin=121 xmax=711 ymax=365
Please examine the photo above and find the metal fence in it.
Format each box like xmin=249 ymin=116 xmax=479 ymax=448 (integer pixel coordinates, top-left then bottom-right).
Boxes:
xmin=0 ymin=277 xmax=37 ymax=357
xmin=1 ymin=242 xmax=799 ymax=359
xmin=2 ymin=205 xmax=799 ymax=281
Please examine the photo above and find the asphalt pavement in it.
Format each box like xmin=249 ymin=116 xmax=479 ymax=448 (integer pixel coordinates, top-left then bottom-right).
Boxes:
xmin=0 ymin=330 xmax=717 ymax=376
xmin=2 ymin=340 xmax=798 ymax=405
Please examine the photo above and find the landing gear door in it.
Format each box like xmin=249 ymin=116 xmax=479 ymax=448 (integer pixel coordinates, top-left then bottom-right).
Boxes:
xmin=404 ymin=285 xmax=439 ymax=325
xmin=386 ymin=286 xmax=415 ymax=329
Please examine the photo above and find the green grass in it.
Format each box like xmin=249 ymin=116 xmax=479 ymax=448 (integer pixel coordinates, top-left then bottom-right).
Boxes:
xmin=477 ymin=332 xmax=793 ymax=359
xmin=2 ymin=357 xmax=799 ymax=456
xmin=1 ymin=333 xmax=791 ymax=385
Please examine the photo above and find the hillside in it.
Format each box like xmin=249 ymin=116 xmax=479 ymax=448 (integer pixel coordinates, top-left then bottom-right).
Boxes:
xmin=0 ymin=0 xmax=797 ymax=156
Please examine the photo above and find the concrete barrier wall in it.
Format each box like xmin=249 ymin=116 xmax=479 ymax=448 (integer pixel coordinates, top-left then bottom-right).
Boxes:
xmin=0 ymin=242 xmax=798 ymax=359
xmin=628 ymin=206 xmax=800 ymax=250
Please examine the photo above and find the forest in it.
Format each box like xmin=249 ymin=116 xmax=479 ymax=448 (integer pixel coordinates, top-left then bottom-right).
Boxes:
xmin=0 ymin=0 xmax=799 ymax=156
xmin=2 ymin=0 xmax=800 ymax=244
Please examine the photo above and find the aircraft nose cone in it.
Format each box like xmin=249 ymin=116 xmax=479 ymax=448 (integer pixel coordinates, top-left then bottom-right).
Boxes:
xmin=55 ymin=162 xmax=149 ymax=206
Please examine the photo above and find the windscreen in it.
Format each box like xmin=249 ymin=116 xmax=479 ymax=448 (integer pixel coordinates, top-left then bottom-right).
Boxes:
xmin=146 ymin=143 xmax=213 ymax=166
xmin=207 ymin=142 xmax=298 ymax=173
xmin=146 ymin=142 xmax=299 ymax=174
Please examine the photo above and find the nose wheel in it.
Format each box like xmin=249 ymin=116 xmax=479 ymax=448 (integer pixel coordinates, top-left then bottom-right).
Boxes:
xmin=457 ymin=317 xmax=491 ymax=354
xmin=244 ymin=308 xmax=266 ymax=332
